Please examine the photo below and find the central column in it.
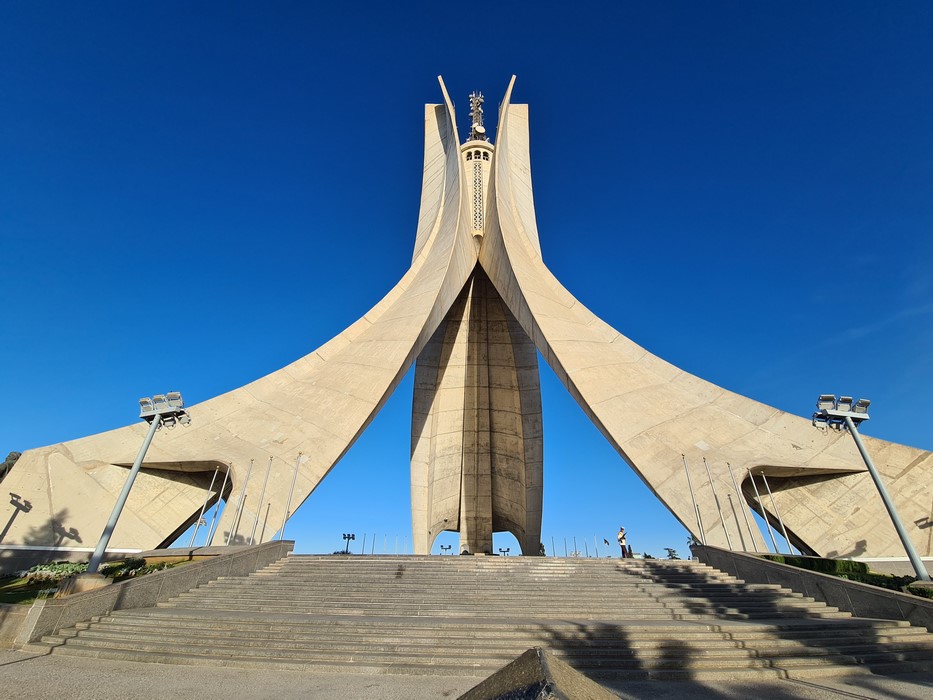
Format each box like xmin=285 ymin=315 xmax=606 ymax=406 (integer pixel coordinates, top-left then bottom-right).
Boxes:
xmin=411 ymin=267 xmax=543 ymax=555
xmin=460 ymin=273 xmax=493 ymax=554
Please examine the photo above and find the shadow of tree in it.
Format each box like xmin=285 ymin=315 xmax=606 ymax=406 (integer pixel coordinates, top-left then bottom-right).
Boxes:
xmin=626 ymin=559 xmax=896 ymax=678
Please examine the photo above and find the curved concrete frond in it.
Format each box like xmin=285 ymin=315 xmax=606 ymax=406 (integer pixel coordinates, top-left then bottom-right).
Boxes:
xmin=4 ymin=77 xmax=478 ymax=553
xmin=479 ymin=76 xmax=932 ymax=558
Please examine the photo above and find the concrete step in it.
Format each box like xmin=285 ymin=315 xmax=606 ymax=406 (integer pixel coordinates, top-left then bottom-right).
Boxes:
xmin=32 ymin=554 xmax=933 ymax=681
xmin=51 ymin=624 xmax=933 ymax=659
xmin=86 ymin=613 xmax=927 ymax=644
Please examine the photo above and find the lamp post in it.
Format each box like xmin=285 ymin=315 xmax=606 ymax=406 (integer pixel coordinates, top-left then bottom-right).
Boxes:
xmin=813 ymin=395 xmax=930 ymax=581
xmin=342 ymin=532 xmax=355 ymax=554
xmin=440 ymin=545 xmax=452 ymax=555
xmin=498 ymin=547 xmax=510 ymax=557
xmin=87 ymin=392 xmax=192 ymax=575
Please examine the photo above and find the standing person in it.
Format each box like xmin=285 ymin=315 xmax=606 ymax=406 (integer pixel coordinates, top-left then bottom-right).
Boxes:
xmin=617 ymin=526 xmax=627 ymax=558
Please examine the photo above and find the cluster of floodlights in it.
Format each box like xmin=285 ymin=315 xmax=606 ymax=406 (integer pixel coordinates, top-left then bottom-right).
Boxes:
xmin=812 ymin=394 xmax=870 ymax=430
xmin=139 ymin=391 xmax=191 ymax=428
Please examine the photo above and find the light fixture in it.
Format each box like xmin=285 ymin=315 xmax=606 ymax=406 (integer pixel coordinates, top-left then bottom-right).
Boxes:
xmin=810 ymin=394 xmax=929 ymax=581
xmin=86 ymin=391 xmax=192 ymax=576
xmin=817 ymin=394 xmax=836 ymax=411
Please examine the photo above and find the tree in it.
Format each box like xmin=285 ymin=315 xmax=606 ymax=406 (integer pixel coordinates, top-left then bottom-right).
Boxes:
xmin=0 ymin=451 xmax=21 ymax=481
xmin=664 ymin=548 xmax=680 ymax=560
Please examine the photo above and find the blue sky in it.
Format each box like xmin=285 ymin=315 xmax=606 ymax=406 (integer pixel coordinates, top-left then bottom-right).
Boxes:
xmin=1 ymin=3 xmax=931 ymax=558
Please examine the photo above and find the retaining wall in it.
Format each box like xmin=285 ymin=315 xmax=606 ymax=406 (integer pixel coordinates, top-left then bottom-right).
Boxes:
xmin=694 ymin=545 xmax=933 ymax=632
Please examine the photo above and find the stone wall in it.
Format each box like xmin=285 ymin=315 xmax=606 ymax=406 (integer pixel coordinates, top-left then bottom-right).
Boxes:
xmin=694 ymin=544 xmax=933 ymax=632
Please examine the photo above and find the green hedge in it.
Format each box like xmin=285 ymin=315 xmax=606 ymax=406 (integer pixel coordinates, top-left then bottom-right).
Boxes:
xmin=838 ymin=571 xmax=915 ymax=591
xmin=761 ymin=554 xmax=868 ymax=575
xmin=760 ymin=554 xmax=933 ymax=600
xmin=906 ymin=584 xmax=933 ymax=600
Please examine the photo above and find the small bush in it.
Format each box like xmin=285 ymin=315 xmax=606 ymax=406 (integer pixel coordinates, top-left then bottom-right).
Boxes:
xmin=100 ymin=558 xmax=146 ymax=579
xmin=25 ymin=561 xmax=87 ymax=583
xmin=907 ymin=584 xmax=933 ymax=600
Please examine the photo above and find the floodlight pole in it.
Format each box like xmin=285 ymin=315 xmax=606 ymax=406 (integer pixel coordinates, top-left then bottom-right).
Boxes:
xmin=843 ymin=415 xmax=930 ymax=582
xmin=87 ymin=416 xmax=162 ymax=575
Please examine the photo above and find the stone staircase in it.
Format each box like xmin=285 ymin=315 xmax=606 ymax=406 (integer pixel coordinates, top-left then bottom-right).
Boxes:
xmin=24 ymin=555 xmax=933 ymax=680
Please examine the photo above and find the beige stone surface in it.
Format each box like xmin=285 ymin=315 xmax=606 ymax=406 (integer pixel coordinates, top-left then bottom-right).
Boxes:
xmin=4 ymin=76 xmax=930 ymax=561
xmin=411 ymin=266 xmax=542 ymax=555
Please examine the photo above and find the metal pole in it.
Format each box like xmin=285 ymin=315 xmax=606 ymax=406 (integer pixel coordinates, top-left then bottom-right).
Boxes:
xmin=206 ymin=464 xmax=231 ymax=546
xmin=189 ymin=467 xmax=219 ymax=547
xmin=279 ymin=452 xmax=302 ymax=541
xmin=249 ymin=457 xmax=273 ymax=545
xmin=563 ymin=537 xmax=568 ymax=557
xmin=727 ymin=462 xmax=759 ymax=553
xmin=88 ymin=416 xmax=161 ymax=574
xmin=760 ymin=473 xmax=793 ymax=555
xmin=583 ymin=539 xmax=589 ymax=557
xmin=703 ymin=458 xmax=733 ymax=550
xmin=227 ymin=458 xmax=254 ymax=545
xmin=260 ymin=502 xmax=270 ymax=542
xmin=695 ymin=504 xmax=706 ymax=542
xmin=361 ymin=532 xmax=366 ymax=555
xmin=573 ymin=536 xmax=578 ymax=557
xmin=682 ymin=455 xmax=705 ymax=544
xmin=749 ymin=473 xmax=780 ymax=553
xmin=594 ymin=535 xmax=600 ymax=558
xmin=371 ymin=533 xmax=375 ymax=555
xmin=844 ymin=416 xmax=930 ymax=581
xmin=551 ymin=536 xmax=555 ymax=557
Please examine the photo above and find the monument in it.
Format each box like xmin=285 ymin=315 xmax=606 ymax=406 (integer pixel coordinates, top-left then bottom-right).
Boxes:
xmin=2 ymin=77 xmax=931 ymax=567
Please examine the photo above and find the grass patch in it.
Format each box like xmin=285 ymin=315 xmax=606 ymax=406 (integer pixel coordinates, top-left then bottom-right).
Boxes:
xmin=0 ymin=577 xmax=57 ymax=605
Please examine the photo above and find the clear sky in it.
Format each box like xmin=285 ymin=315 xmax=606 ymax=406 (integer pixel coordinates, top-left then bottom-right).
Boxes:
xmin=2 ymin=3 xmax=931 ymax=559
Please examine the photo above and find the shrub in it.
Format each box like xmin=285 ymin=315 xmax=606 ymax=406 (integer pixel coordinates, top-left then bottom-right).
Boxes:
xmin=26 ymin=561 xmax=87 ymax=583
xmin=837 ymin=572 xmax=915 ymax=591
xmin=761 ymin=554 xmax=868 ymax=575
xmin=100 ymin=558 xmax=146 ymax=579
xmin=907 ymin=583 xmax=933 ymax=600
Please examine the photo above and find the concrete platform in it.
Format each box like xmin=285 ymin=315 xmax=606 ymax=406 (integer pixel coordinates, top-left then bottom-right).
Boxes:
xmin=2 ymin=649 xmax=933 ymax=699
